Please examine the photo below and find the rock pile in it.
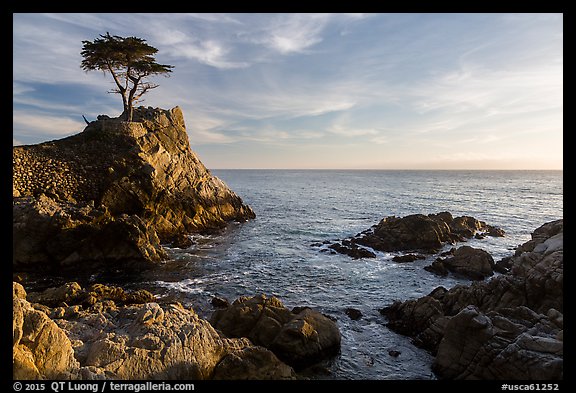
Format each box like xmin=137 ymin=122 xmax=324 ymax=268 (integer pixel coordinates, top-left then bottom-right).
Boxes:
xmin=327 ymin=212 xmax=504 ymax=259
xmin=210 ymin=294 xmax=341 ymax=369
xmin=13 ymin=282 xmax=342 ymax=380
xmin=322 ymin=211 xmax=505 ymax=280
xmin=380 ymin=219 xmax=563 ymax=379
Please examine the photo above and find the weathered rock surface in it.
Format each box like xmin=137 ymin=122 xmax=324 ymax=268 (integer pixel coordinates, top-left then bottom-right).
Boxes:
xmin=13 ymin=195 xmax=167 ymax=272
xmin=13 ymin=106 xmax=254 ymax=273
xmin=210 ymin=294 xmax=341 ymax=369
xmin=381 ymin=219 xmax=563 ymax=379
xmin=424 ymin=245 xmax=495 ymax=280
xmin=14 ymin=282 xmax=296 ymax=380
xmin=328 ymin=211 xmax=504 ymax=259
xmin=212 ymin=346 xmax=296 ymax=380
xmin=13 ymin=282 xmax=80 ymax=379
xmin=433 ymin=305 xmax=563 ymax=380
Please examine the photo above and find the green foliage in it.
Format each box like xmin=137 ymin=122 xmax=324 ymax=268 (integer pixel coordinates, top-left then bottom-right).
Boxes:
xmin=81 ymin=33 xmax=174 ymax=121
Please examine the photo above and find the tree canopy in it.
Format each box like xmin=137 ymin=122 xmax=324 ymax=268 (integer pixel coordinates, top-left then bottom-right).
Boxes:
xmin=81 ymin=32 xmax=174 ymax=121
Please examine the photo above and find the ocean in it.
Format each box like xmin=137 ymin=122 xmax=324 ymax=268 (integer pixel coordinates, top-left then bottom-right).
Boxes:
xmin=102 ymin=170 xmax=565 ymax=379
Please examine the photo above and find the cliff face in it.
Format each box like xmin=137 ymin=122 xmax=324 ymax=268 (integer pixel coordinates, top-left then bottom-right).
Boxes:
xmin=13 ymin=106 xmax=255 ymax=272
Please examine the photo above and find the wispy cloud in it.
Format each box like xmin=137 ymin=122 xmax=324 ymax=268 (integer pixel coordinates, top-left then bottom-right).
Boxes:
xmin=13 ymin=13 xmax=563 ymax=169
xmin=13 ymin=110 xmax=85 ymax=137
xmin=260 ymin=14 xmax=330 ymax=54
xmin=250 ymin=13 xmax=370 ymax=55
xmin=174 ymin=40 xmax=250 ymax=69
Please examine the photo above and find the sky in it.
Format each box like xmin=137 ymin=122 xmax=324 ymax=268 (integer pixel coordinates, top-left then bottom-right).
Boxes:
xmin=13 ymin=13 xmax=563 ymax=169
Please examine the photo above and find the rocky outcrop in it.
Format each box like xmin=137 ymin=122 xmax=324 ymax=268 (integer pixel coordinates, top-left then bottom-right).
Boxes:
xmin=13 ymin=282 xmax=296 ymax=380
xmin=210 ymin=294 xmax=341 ymax=369
xmin=326 ymin=212 xmax=504 ymax=260
xmin=13 ymin=282 xmax=79 ymax=380
xmin=13 ymin=195 xmax=167 ymax=273
xmin=424 ymin=246 xmax=495 ymax=280
xmin=13 ymin=106 xmax=254 ymax=273
xmin=381 ymin=219 xmax=563 ymax=379
xmin=433 ymin=305 xmax=563 ymax=380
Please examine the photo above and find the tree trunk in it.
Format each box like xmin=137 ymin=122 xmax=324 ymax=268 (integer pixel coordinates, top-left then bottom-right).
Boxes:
xmin=119 ymin=93 xmax=132 ymax=121
xmin=127 ymin=104 xmax=134 ymax=122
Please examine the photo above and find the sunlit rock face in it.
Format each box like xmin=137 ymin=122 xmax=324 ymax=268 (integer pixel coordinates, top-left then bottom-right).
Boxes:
xmin=13 ymin=106 xmax=255 ymax=273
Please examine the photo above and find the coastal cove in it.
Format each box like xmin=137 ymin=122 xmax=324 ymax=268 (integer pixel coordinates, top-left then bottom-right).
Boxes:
xmin=12 ymin=12 xmax=563 ymax=381
xmin=101 ymin=169 xmax=563 ymax=379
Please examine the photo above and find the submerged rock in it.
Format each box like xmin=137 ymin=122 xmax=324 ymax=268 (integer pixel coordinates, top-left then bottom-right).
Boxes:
xmin=344 ymin=307 xmax=363 ymax=320
xmin=13 ymin=106 xmax=254 ymax=274
xmin=210 ymin=294 xmax=341 ymax=369
xmin=328 ymin=242 xmax=376 ymax=259
xmin=381 ymin=219 xmax=563 ymax=380
xmin=392 ymin=253 xmax=426 ymax=263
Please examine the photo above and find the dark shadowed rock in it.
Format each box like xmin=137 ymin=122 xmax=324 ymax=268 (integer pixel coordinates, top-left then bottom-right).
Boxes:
xmin=433 ymin=306 xmax=563 ymax=379
xmin=210 ymin=294 xmax=341 ymax=369
xmin=381 ymin=219 xmax=563 ymax=380
xmin=344 ymin=308 xmax=362 ymax=320
xmin=356 ymin=213 xmax=455 ymax=253
xmin=425 ymin=246 xmax=495 ymax=280
xmin=28 ymin=282 xmax=155 ymax=309
xmin=331 ymin=212 xmax=505 ymax=258
xmin=392 ymin=253 xmax=426 ymax=263
xmin=212 ymin=346 xmax=296 ymax=380
xmin=328 ymin=242 xmax=376 ymax=259
xmin=170 ymin=233 xmax=194 ymax=249
xmin=211 ymin=296 xmax=231 ymax=309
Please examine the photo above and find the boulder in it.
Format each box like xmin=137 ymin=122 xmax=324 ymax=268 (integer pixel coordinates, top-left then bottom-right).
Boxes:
xmin=211 ymin=294 xmax=341 ymax=369
xmin=13 ymin=283 xmax=79 ymax=379
xmin=212 ymin=346 xmax=296 ymax=380
xmin=380 ymin=295 xmax=444 ymax=338
xmin=425 ymin=246 xmax=495 ymax=280
xmin=356 ymin=213 xmax=455 ymax=253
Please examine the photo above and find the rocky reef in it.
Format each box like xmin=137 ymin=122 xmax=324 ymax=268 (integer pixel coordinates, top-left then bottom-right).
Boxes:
xmin=325 ymin=212 xmax=504 ymax=258
xmin=13 ymin=107 xmax=255 ymax=274
xmin=321 ymin=211 xmax=505 ymax=280
xmin=380 ymin=219 xmax=563 ymax=379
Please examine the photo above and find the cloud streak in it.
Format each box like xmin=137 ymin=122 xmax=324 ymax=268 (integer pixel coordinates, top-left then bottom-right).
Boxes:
xmin=13 ymin=13 xmax=563 ymax=169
